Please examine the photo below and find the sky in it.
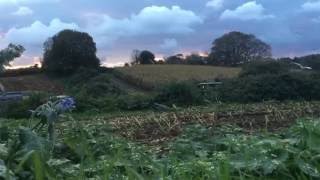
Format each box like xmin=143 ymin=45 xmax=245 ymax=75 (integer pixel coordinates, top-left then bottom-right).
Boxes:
xmin=0 ymin=0 xmax=320 ymax=67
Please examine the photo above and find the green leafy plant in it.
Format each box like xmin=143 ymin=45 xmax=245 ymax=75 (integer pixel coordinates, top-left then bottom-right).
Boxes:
xmin=31 ymin=97 xmax=75 ymax=141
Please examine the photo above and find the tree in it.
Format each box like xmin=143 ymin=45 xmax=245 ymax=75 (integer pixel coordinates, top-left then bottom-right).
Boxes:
xmin=156 ymin=59 xmax=165 ymax=64
xmin=208 ymin=31 xmax=272 ymax=66
xmin=124 ymin=63 xmax=130 ymax=67
xmin=131 ymin=50 xmax=155 ymax=65
xmin=185 ymin=53 xmax=206 ymax=65
xmin=139 ymin=50 xmax=155 ymax=64
xmin=131 ymin=49 xmax=141 ymax=65
xmin=165 ymin=54 xmax=184 ymax=64
xmin=42 ymin=29 xmax=100 ymax=75
xmin=0 ymin=44 xmax=25 ymax=72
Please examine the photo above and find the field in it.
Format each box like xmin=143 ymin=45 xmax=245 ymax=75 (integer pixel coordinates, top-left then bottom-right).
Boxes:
xmin=1 ymin=101 xmax=320 ymax=179
xmin=115 ymin=65 xmax=240 ymax=90
xmin=0 ymin=2 xmax=319 ymax=177
xmin=2 ymin=65 xmax=320 ymax=179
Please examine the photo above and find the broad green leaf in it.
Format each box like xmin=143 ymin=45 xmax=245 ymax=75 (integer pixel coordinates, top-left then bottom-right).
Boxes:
xmin=297 ymin=158 xmax=320 ymax=177
xmin=0 ymin=160 xmax=7 ymax=178
xmin=18 ymin=128 xmax=50 ymax=159
xmin=0 ymin=144 xmax=7 ymax=159
xmin=32 ymin=152 xmax=44 ymax=180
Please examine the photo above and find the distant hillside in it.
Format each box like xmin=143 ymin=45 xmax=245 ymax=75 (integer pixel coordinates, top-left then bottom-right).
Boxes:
xmin=115 ymin=65 xmax=241 ymax=90
xmin=0 ymin=74 xmax=64 ymax=93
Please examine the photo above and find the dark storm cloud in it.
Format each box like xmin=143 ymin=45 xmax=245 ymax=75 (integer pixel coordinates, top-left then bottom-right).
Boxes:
xmin=0 ymin=0 xmax=320 ymax=66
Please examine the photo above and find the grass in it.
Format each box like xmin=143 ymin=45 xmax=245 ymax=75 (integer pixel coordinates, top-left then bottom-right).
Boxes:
xmin=115 ymin=65 xmax=241 ymax=90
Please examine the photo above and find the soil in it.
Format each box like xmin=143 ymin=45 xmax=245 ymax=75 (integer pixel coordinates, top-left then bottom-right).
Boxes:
xmin=110 ymin=103 xmax=320 ymax=145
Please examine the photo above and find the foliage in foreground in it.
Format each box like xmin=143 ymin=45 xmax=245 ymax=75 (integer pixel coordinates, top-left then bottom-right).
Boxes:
xmin=1 ymin=116 xmax=320 ymax=179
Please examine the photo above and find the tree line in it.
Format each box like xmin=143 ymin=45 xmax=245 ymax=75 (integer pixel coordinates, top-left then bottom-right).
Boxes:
xmin=0 ymin=29 xmax=319 ymax=76
xmin=130 ymin=31 xmax=272 ymax=66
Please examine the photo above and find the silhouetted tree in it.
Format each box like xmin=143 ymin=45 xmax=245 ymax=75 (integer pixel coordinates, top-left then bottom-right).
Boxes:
xmin=131 ymin=50 xmax=155 ymax=64
xmin=42 ymin=29 xmax=100 ymax=75
xmin=0 ymin=44 xmax=25 ymax=72
xmin=208 ymin=31 xmax=272 ymax=66
xmin=156 ymin=59 xmax=165 ymax=64
xmin=185 ymin=53 xmax=206 ymax=65
xmin=139 ymin=50 xmax=156 ymax=64
xmin=124 ymin=63 xmax=130 ymax=67
xmin=165 ymin=54 xmax=184 ymax=64
xmin=131 ymin=49 xmax=141 ymax=65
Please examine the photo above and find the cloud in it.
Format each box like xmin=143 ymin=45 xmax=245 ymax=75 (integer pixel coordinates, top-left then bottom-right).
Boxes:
xmin=312 ymin=16 xmax=320 ymax=23
xmin=0 ymin=5 xmax=202 ymax=65
xmin=9 ymin=55 xmax=41 ymax=67
xmin=302 ymin=1 xmax=320 ymax=12
xmin=86 ymin=6 xmax=203 ymax=38
xmin=12 ymin=6 xmax=33 ymax=16
xmin=0 ymin=0 xmax=59 ymax=5
xmin=3 ymin=18 xmax=79 ymax=46
xmin=160 ymin=38 xmax=178 ymax=50
xmin=206 ymin=0 xmax=224 ymax=10
xmin=1 ymin=5 xmax=201 ymax=48
xmin=220 ymin=1 xmax=274 ymax=20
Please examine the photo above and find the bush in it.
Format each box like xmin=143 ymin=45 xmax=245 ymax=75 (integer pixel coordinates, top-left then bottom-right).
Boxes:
xmin=240 ymin=60 xmax=293 ymax=77
xmin=156 ymin=82 xmax=203 ymax=105
xmin=65 ymin=68 xmax=100 ymax=85
xmin=74 ymin=94 xmax=119 ymax=112
xmin=66 ymin=72 xmax=124 ymax=112
xmin=217 ymin=72 xmax=320 ymax=102
xmin=294 ymin=54 xmax=320 ymax=71
xmin=117 ymin=94 xmax=153 ymax=110
xmin=68 ymin=72 xmax=122 ymax=96
xmin=82 ymin=75 xmax=122 ymax=98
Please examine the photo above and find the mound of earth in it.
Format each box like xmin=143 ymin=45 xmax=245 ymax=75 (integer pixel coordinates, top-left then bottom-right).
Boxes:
xmin=0 ymin=74 xmax=64 ymax=93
